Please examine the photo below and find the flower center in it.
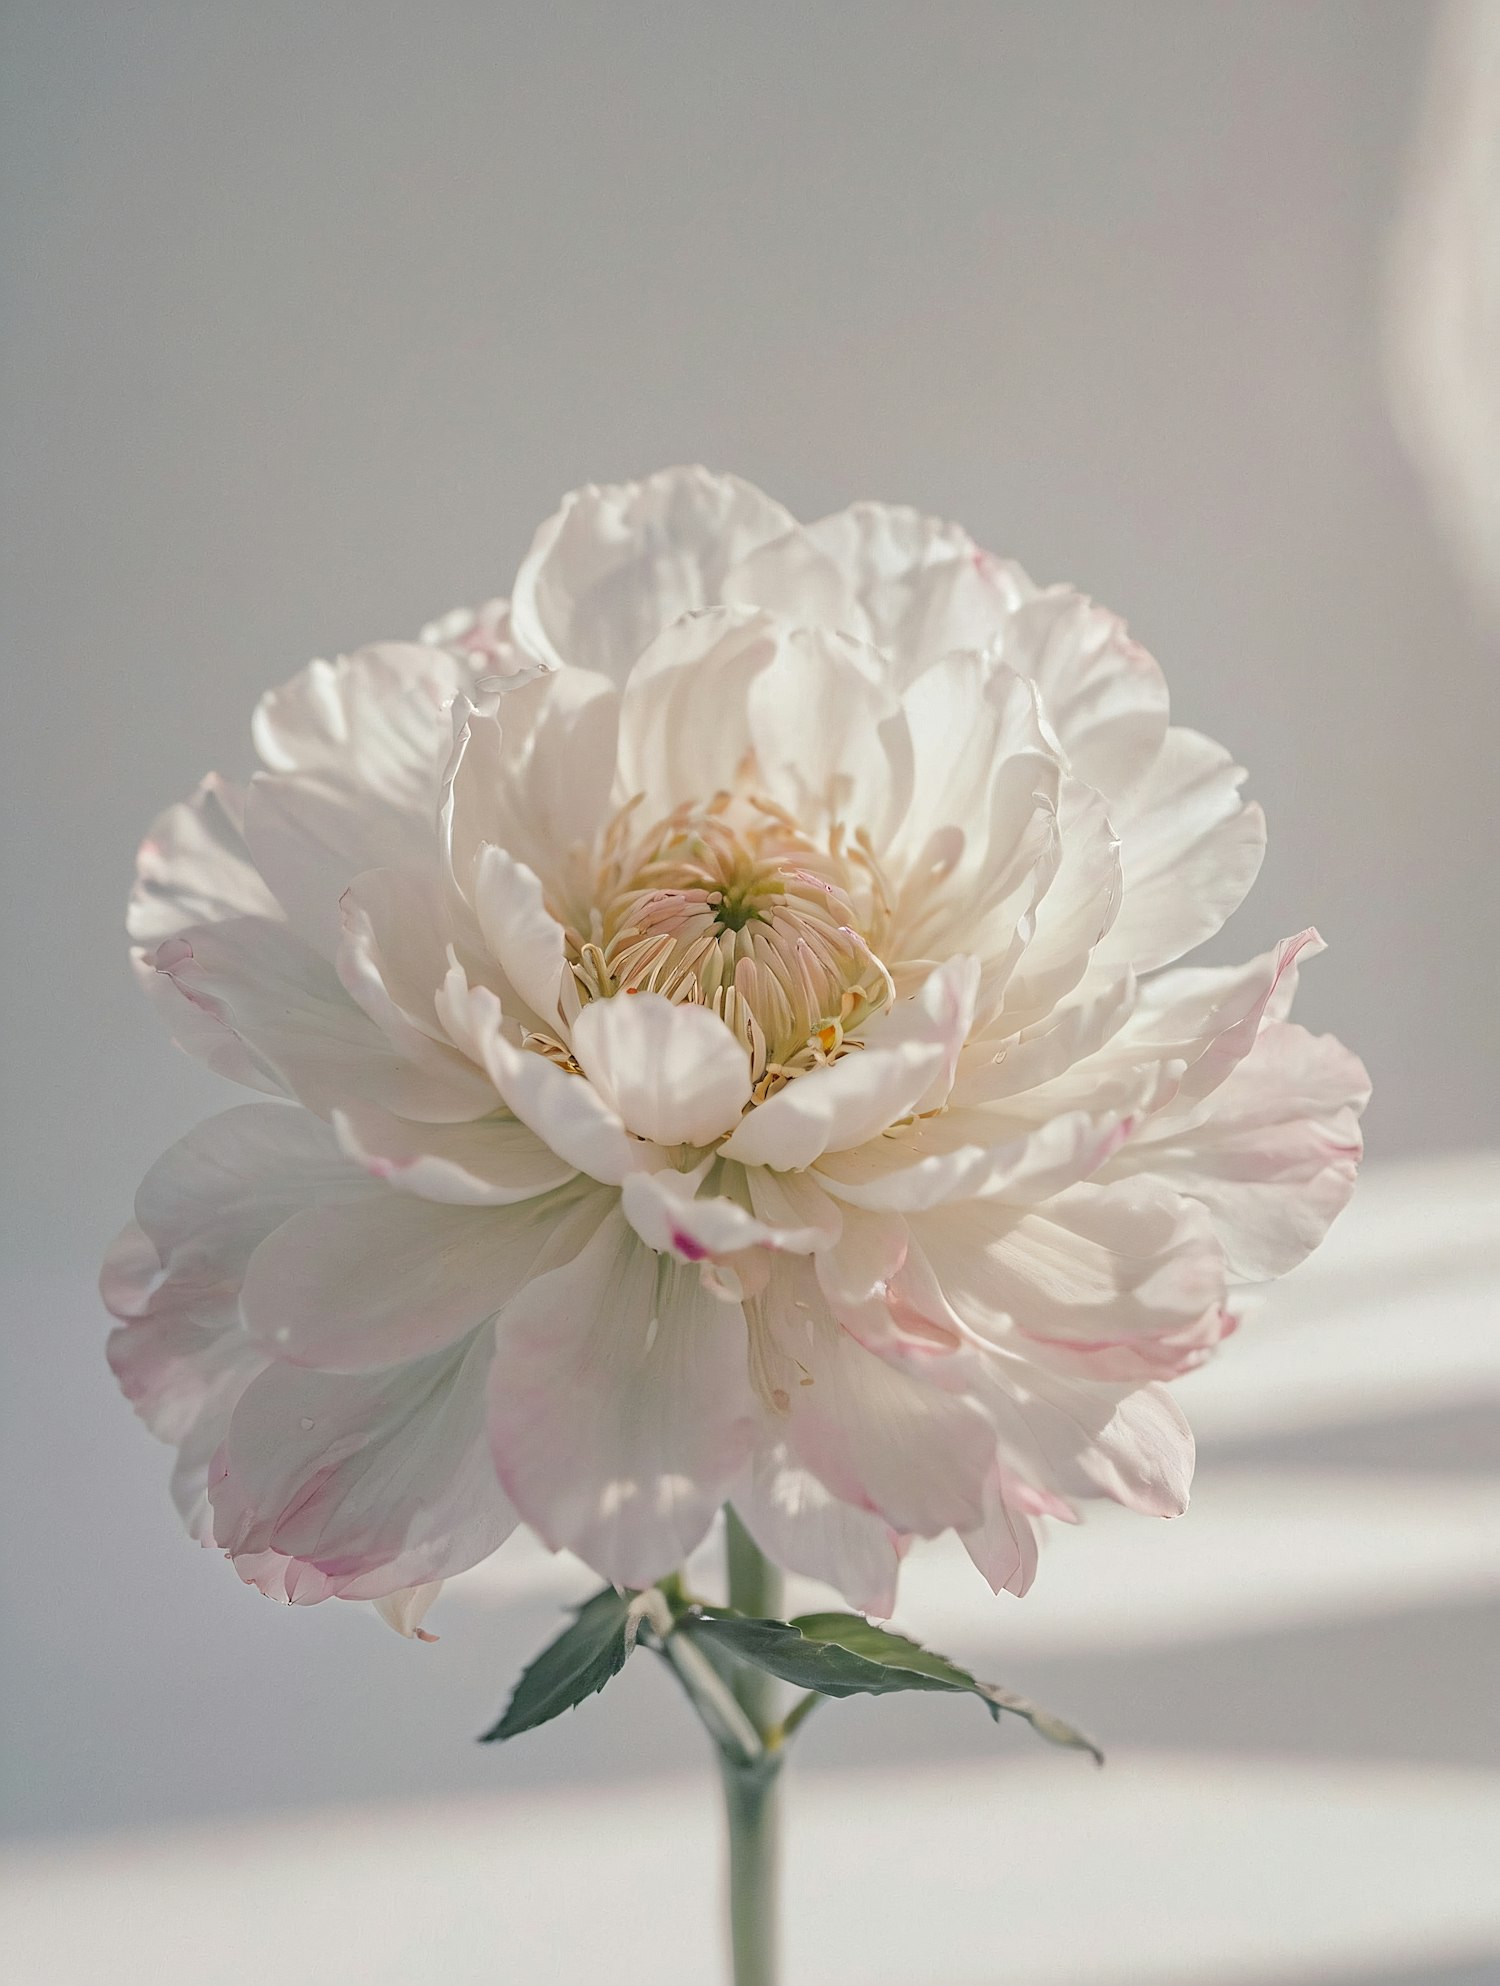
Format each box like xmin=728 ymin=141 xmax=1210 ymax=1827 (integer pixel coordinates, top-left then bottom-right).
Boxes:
xmin=560 ymin=794 xmax=895 ymax=1098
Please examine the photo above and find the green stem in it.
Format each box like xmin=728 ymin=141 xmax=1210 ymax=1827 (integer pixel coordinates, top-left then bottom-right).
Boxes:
xmin=719 ymin=1753 xmax=781 ymax=1986
xmin=721 ymin=1509 xmax=784 ymax=1986
xmin=724 ymin=1506 xmax=784 ymax=1727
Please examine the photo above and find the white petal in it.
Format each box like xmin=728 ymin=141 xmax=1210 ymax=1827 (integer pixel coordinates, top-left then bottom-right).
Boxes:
xmin=1124 ymin=929 xmax=1325 ymax=1109
xmin=954 ymin=970 xmax=1137 ymax=1107
xmin=731 ymin=1447 xmax=904 ymax=1617
xmin=1000 ymin=779 xmax=1122 ymax=1023
xmin=465 ymin=985 xmax=649 ymax=1184
xmin=1111 ymin=1021 xmax=1369 ymax=1278
xmin=510 ymin=466 xmax=795 ymax=684
xmin=334 ymin=1102 xmax=576 ymax=1206
xmin=1094 ymin=728 xmax=1266 ymax=973
xmin=240 ymin=1181 xmax=599 ymax=1371
xmin=977 ymin=1370 xmax=1196 ymax=1518
xmin=725 ymin=504 xmax=1027 ymax=685
xmin=889 ymin=655 xmax=1053 ymax=890
xmin=748 ymin=1258 xmax=995 ymax=1535
xmin=720 ymin=957 xmax=976 ymax=1171
xmin=488 ymin=1209 xmax=758 ymax=1586
xmin=210 ymin=1326 xmax=516 ymax=1598
xmin=472 ymin=844 xmax=568 ymax=1031
xmin=103 ymin=1105 xmax=377 ymax=1532
xmin=919 ymin=1177 xmax=1228 ymax=1383
xmin=128 ymin=774 xmax=280 ymax=945
xmin=252 ymin=641 xmax=478 ymax=784
xmin=373 ymin=1581 xmax=444 ymax=1640
xmin=571 ymin=992 xmax=752 ymax=1148
xmin=1003 ymin=587 xmax=1169 ymax=806
xmin=620 ymin=1164 xmax=832 ymax=1262
xmin=815 ymin=1107 xmax=1130 ymax=1214
xmin=337 ymin=868 xmax=500 ymax=1114
xmin=244 ymin=642 xmax=480 ymax=952
xmin=443 ymin=669 xmax=619 ymax=911
xmin=616 ymin=605 xmax=914 ymax=841
xmin=960 ymin=1469 xmax=1042 ymax=1598
xmin=142 ymin=917 xmax=487 ymax=1121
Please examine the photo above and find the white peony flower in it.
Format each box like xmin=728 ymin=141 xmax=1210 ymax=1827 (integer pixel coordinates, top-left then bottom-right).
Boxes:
xmin=104 ymin=467 xmax=1368 ymax=1623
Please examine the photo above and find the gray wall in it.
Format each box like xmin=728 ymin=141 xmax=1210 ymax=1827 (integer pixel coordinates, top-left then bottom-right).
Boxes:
xmin=3 ymin=0 xmax=1496 ymax=1285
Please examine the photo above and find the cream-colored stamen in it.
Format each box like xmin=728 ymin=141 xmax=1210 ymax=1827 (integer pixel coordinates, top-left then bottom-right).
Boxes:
xmin=555 ymin=795 xmax=896 ymax=1097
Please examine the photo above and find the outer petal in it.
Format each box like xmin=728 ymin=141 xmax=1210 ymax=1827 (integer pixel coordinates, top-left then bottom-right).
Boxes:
xmin=487 ymin=1209 xmax=759 ymax=1586
xmin=128 ymin=774 xmax=280 ymax=945
xmin=747 ymin=1257 xmax=996 ymax=1536
xmin=571 ymin=992 xmax=752 ymax=1148
xmin=209 ymin=1326 xmax=516 ymax=1599
xmin=144 ymin=916 xmax=490 ymax=1122
xmin=252 ymin=641 xmax=480 ymax=784
xmin=245 ymin=642 xmax=483 ymax=952
xmin=1002 ymin=587 xmax=1169 ymax=807
xmin=333 ymin=1102 xmax=575 ymax=1206
xmin=960 ymin=1468 xmax=1043 ymax=1598
xmin=1094 ymin=728 xmax=1266 ymax=973
xmin=918 ymin=1177 xmax=1229 ymax=1382
xmin=102 ymin=1105 xmax=377 ymax=1533
xmin=1109 ymin=1022 xmax=1369 ymax=1278
xmin=731 ymin=1446 xmax=905 ymax=1617
xmin=240 ymin=1181 xmax=597 ymax=1371
xmin=814 ymin=1106 xmax=1131 ymax=1214
xmin=510 ymin=467 xmax=796 ymax=685
xmin=373 ymin=1581 xmax=444 ymax=1641
xmin=974 ymin=1370 xmax=1196 ymax=1518
xmin=337 ymin=868 xmax=501 ymax=1114
xmin=724 ymin=504 xmax=1027 ymax=685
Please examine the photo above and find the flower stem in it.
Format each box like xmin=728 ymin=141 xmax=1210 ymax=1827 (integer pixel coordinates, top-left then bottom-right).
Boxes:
xmin=721 ymin=1509 xmax=784 ymax=1986
xmin=719 ymin=1751 xmax=781 ymax=1986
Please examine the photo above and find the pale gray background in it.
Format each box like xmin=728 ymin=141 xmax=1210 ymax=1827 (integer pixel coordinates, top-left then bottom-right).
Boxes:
xmin=2 ymin=0 xmax=1498 ymax=1928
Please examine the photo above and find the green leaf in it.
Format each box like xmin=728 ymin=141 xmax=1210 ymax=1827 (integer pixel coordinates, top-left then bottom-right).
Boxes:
xmin=481 ymin=1586 xmax=636 ymax=1743
xmin=686 ymin=1610 xmax=1102 ymax=1764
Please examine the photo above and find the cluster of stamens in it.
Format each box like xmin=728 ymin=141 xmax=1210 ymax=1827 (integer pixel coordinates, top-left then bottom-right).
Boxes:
xmin=544 ymin=793 xmax=896 ymax=1102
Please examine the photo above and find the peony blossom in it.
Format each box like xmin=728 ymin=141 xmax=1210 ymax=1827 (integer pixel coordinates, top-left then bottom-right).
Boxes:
xmin=103 ymin=466 xmax=1368 ymax=1625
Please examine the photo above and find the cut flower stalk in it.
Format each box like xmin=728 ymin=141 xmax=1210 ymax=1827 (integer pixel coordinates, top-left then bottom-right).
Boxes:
xmin=483 ymin=1509 xmax=1100 ymax=1986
